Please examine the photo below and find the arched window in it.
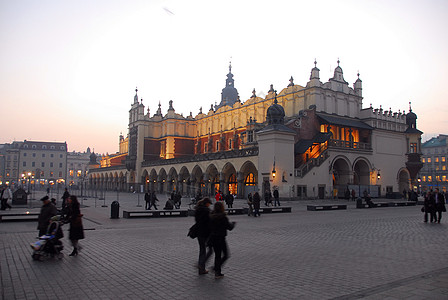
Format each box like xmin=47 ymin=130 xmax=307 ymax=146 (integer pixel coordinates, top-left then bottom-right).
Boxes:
xmin=245 ymin=173 xmax=256 ymax=186
xmin=228 ymin=174 xmax=237 ymax=194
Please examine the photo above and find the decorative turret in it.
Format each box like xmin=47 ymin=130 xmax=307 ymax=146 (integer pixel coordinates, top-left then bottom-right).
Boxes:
xmin=216 ymin=61 xmax=239 ymax=110
xmin=354 ymin=72 xmax=362 ymax=97
xmin=133 ymin=87 xmax=139 ymax=104
xmin=406 ymin=102 xmax=418 ymax=130
xmin=330 ymin=59 xmax=348 ymax=83
xmin=307 ymin=59 xmax=322 ymax=88
xmin=266 ymin=92 xmax=285 ymax=125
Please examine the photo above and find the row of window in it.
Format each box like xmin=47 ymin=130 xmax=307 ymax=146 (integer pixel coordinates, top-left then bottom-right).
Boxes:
xmin=23 ymin=145 xmax=65 ymax=150
xmin=24 ymin=153 xmax=64 ymax=158
xmin=22 ymin=171 xmax=64 ymax=178
xmin=421 ymin=175 xmax=448 ymax=182
xmin=22 ymin=162 xmax=63 ymax=168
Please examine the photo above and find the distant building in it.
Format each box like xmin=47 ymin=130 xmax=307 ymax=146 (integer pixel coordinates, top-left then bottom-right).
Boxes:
xmin=420 ymin=135 xmax=448 ymax=192
xmin=89 ymin=60 xmax=423 ymax=199
xmin=66 ymin=147 xmax=92 ymax=189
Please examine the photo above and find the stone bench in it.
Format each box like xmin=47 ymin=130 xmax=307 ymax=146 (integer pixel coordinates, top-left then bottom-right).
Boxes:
xmin=356 ymin=201 xmax=417 ymax=209
xmin=226 ymin=208 xmax=246 ymax=215
xmin=0 ymin=212 xmax=40 ymax=222
xmin=122 ymin=209 xmax=188 ymax=218
xmin=259 ymin=206 xmax=292 ymax=213
xmin=307 ymin=204 xmax=347 ymax=211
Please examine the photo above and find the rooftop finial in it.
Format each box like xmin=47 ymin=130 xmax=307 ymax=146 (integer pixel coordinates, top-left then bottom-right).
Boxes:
xmin=409 ymin=101 xmax=412 ymax=112
xmin=337 ymin=58 xmax=340 ymax=66
xmin=135 ymin=87 xmax=138 ymax=93
xmin=229 ymin=57 xmax=232 ymax=73
xmin=314 ymin=59 xmax=317 ymax=67
xmin=274 ymin=90 xmax=278 ymax=104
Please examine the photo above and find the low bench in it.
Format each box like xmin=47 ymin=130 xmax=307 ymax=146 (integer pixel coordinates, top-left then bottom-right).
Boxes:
xmin=307 ymin=204 xmax=347 ymax=211
xmin=357 ymin=201 xmax=417 ymax=208
xmin=123 ymin=209 xmax=188 ymax=218
xmin=0 ymin=212 xmax=40 ymax=222
xmin=259 ymin=206 xmax=292 ymax=213
xmin=226 ymin=208 xmax=246 ymax=215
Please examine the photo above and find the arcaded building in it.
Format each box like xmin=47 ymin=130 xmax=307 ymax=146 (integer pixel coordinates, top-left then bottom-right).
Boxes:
xmin=89 ymin=61 xmax=422 ymax=199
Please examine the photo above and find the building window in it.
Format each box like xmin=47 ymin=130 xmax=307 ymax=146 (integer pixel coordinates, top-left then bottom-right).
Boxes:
xmin=42 ymin=153 xmax=45 ymax=158
xmin=50 ymin=172 xmax=54 ymax=177
xmin=216 ymin=141 xmax=220 ymax=151
xmin=32 ymin=162 xmax=35 ymax=167
xmin=70 ymin=170 xmax=74 ymax=176
xmin=60 ymin=146 xmax=65 ymax=150
xmin=229 ymin=139 xmax=232 ymax=149
xmin=50 ymin=146 xmax=55 ymax=149
xmin=50 ymin=162 xmax=53 ymax=167
xmin=443 ymin=175 xmax=447 ymax=182
xmin=23 ymin=153 xmax=27 ymax=157
xmin=422 ymin=176 xmax=426 ymax=182
xmin=228 ymin=174 xmax=237 ymax=194
xmin=248 ymin=130 xmax=254 ymax=143
xmin=42 ymin=145 xmax=47 ymax=149
xmin=59 ymin=171 xmax=62 ymax=177
xmin=410 ymin=143 xmax=417 ymax=153
xmin=60 ymin=154 xmax=63 ymax=158
xmin=50 ymin=154 xmax=54 ymax=158
xmin=428 ymin=175 xmax=432 ymax=182
xmin=24 ymin=145 xmax=28 ymax=148
xmin=59 ymin=163 xmax=62 ymax=168
xmin=32 ymin=145 xmax=36 ymax=149
xmin=41 ymin=162 xmax=45 ymax=167
xmin=245 ymin=173 xmax=256 ymax=186
xmin=436 ymin=157 xmax=439 ymax=163
xmin=33 ymin=153 xmax=36 ymax=157
xmin=428 ymin=158 xmax=432 ymax=163
xmin=443 ymin=157 xmax=446 ymax=162
xmin=422 ymin=158 xmax=426 ymax=163
xmin=23 ymin=162 xmax=26 ymax=167
xmin=41 ymin=171 xmax=44 ymax=177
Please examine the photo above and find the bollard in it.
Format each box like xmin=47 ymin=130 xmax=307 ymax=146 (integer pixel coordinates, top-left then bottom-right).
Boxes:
xmin=111 ymin=201 xmax=120 ymax=219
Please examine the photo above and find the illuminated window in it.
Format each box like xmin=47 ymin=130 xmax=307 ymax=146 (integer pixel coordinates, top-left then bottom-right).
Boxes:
xmin=69 ymin=170 xmax=74 ymax=176
xmin=228 ymin=174 xmax=237 ymax=194
xmin=443 ymin=157 xmax=446 ymax=162
xmin=245 ymin=173 xmax=256 ymax=186
xmin=428 ymin=158 xmax=432 ymax=163
xmin=229 ymin=139 xmax=232 ymax=149
xmin=428 ymin=176 xmax=432 ymax=182
xmin=410 ymin=143 xmax=417 ymax=153
xmin=443 ymin=166 xmax=446 ymax=171
xmin=216 ymin=141 xmax=220 ymax=151
xmin=436 ymin=176 xmax=441 ymax=181
xmin=443 ymin=176 xmax=446 ymax=182
xmin=436 ymin=157 xmax=439 ymax=162
xmin=422 ymin=158 xmax=426 ymax=163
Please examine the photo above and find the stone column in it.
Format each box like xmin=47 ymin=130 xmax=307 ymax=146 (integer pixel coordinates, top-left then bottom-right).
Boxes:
xmin=237 ymin=171 xmax=244 ymax=198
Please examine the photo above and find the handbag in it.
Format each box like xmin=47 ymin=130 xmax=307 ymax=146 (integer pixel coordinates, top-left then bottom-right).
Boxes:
xmin=187 ymin=223 xmax=198 ymax=239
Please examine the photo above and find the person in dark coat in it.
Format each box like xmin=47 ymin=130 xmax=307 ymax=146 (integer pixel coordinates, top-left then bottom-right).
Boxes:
xmin=37 ymin=196 xmax=58 ymax=236
xmin=225 ymin=193 xmax=234 ymax=208
xmin=149 ymin=191 xmax=158 ymax=210
xmin=252 ymin=192 xmax=261 ymax=217
xmin=209 ymin=201 xmax=235 ymax=279
xmin=66 ymin=195 xmax=85 ymax=256
xmin=273 ymin=189 xmax=280 ymax=206
xmin=434 ymin=188 xmax=446 ymax=223
xmin=144 ymin=191 xmax=151 ymax=210
xmin=61 ymin=188 xmax=70 ymax=209
xmin=247 ymin=193 xmax=253 ymax=216
xmin=423 ymin=191 xmax=436 ymax=223
xmin=194 ymin=198 xmax=213 ymax=275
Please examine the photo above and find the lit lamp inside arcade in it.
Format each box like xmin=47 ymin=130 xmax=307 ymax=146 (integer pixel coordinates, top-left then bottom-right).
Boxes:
xmin=272 ymin=160 xmax=276 ymax=178
xmin=377 ymin=170 xmax=381 ymax=180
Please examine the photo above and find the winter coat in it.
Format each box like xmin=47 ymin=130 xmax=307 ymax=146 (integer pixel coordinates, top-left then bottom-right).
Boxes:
xmin=423 ymin=194 xmax=436 ymax=213
xmin=194 ymin=204 xmax=211 ymax=238
xmin=252 ymin=192 xmax=261 ymax=209
xmin=37 ymin=202 xmax=58 ymax=232
xmin=209 ymin=212 xmax=234 ymax=238
xmin=435 ymin=192 xmax=446 ymax=212
xmin=66 ymin=201 xmax=84 ymax=240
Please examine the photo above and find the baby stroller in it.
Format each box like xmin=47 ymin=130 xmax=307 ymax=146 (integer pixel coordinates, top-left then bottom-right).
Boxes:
xmin=31 ymin=216 xmax=65 ymax=261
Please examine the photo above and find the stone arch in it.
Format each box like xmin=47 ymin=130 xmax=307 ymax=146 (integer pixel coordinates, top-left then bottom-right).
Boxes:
xmin=352 ymin=157 xmax=371 ymax=185
xmin=167 ymin=167 xmax=178 ymax=193
xmin=191 ymin=165 xmax=204 ymax=196
xmin=240 ymin=160 xmax=258 ymax=198
xmin=221 ymin=162 xmax=237 ymax=195
xmin=178 ymin=166 xmax=190 ymax=195
xmin=398 ymin=168 xmax=411 ymax=194
xmin=149 ymin=169 xmax=158 ymax=192
xmin=142 ymin=169 xmax=150 ymax=192
xmin=158 ymin=168 xmax=167 ymax=193
xmin=205 ymin=164 xmax=220 ymax=196
xmin=330 ymin=156 xmax=351 ymax=198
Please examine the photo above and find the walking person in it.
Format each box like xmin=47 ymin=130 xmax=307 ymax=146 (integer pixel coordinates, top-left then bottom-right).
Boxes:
xmin=423 ymin=191 xmax=436 ymax=223
xmin=247 ymin=193 xmax=253 ymax=216
xmin=61 ymin=188 xmax=70 ymax=210
xmin=225 ymin=193 xmax=234 ymax=208
xmin=1 ymin=186 xmax=13 ymax=210
xmin=209 ymin=201 xmax=235 ymax=279
xmin=149 ymin=191 xmax=158 ymax=210
xmin=145 ymin=191 xmax=151 ymax=210
xmin=434 ymin=188 xmax=446 ymax=223
xmin=273 ymin=188 xmax=280 ymax=206
xmin=194 ymin=198 xmax=213 ymax=275
xmin=264 ymin=190 xmax=270 ymax=206
xmin=252 ymin=191 xmax=261 ymax=217
xmin=37 ymin=196 xmax=58 ymax=236
xmin=66 ymin=195 xmax=85 ymax=256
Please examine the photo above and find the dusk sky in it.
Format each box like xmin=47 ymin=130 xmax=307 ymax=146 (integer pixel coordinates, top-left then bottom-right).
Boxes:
xmin=1 ymin=0 xmax=447 ymax=154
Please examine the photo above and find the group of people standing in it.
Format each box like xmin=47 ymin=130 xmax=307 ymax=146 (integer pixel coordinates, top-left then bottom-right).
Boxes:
xmin=423 ymin=188 xmax=446 ymax=223
xmin=37 ymin=189 xmax=85 ymax=256
xmin=194 ymin=198 xmax=236 ymax=279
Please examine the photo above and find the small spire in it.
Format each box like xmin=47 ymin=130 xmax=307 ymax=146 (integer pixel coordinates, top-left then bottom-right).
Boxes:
xmin=140 ymin=98 xmax=143 ymax=104
xmin=135 ymin=87 xmax=138 ymax=93
xmin=357 ymin=71 xmax=360 ymax=78
xmin=274 ymin=90 xmax=278 ymax=104
xmin=229 ymin=57 xmax=232 ymax=73
xmin=147 ymin=108 xmax=150 ymax=115
xmin=409 ymin=101 xmax=412 ymax=112
xmin=251 ymin=88 xmax=256 ymax=98
xmin=288 ymin=76 xmax=294 ymax=87
xmin=337 ymin=58 xmax=340 ymax=66
xmin=269 ymin=84 xmax=274 ymax=93
xmin=314 ymin=59 xmax=317 ymax=67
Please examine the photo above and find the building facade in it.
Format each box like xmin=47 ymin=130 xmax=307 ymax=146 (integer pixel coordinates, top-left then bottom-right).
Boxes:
xmin=0 ymin=141 xmax=68 ymax=190
xmin=419 ymin=134 xmax=448 ymax=193
xmin=67 ymin=148 xmax=93 ymax=190
xmin=89 ymin=61 xmax=423 ymax=199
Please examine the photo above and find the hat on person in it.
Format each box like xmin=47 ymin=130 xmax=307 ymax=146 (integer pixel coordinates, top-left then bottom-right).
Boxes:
xmin=40 ymin=196 xmax=49 ymax=201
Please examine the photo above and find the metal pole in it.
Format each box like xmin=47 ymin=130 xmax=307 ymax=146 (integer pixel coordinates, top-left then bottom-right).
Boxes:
xmin=137 ymin=192 xmax=142 ymax=207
